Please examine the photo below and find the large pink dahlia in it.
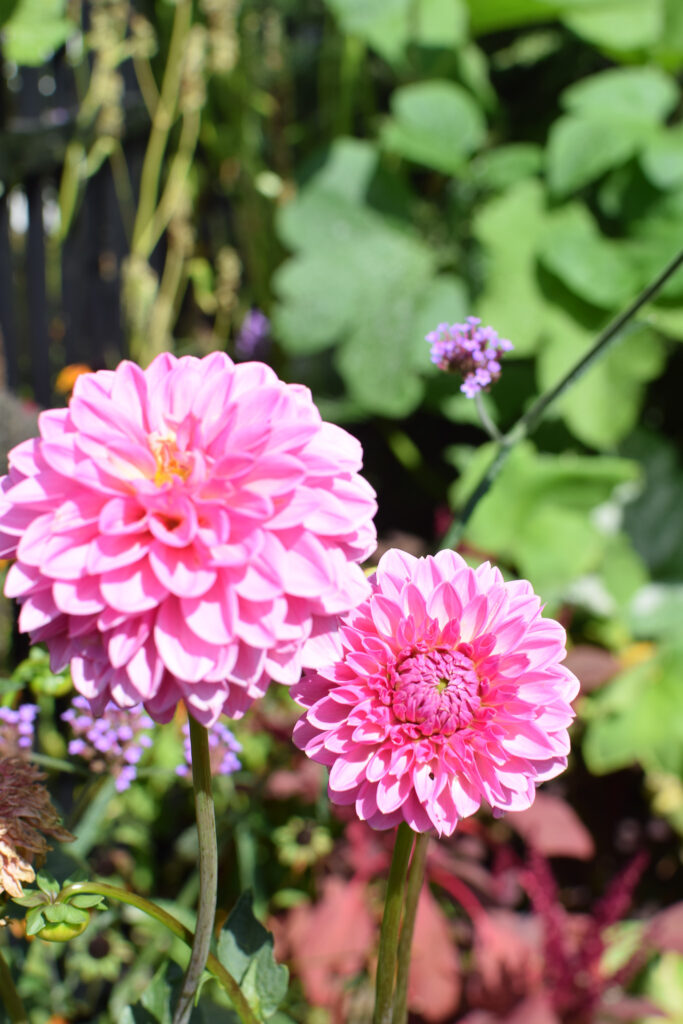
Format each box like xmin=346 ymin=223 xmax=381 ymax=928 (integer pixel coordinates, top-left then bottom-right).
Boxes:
xmin=292 ymin=549 xmax=579 ymax=836
xmin=0 ymin=353 xmax=377 ymax=725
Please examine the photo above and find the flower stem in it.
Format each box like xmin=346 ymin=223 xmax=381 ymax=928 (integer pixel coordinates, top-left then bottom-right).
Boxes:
xmin=0 ymin=945 xmax=28 ymax=1023
xmin=441 ymin=245 xmax=683 ymax=550
xmin=373 ymin=823 xmax=415 ymax=1024
xmin=391 ymin=833 xmax=429 ymax=1024
xmin=172 ymin=717 xmax=219 ymax=1024
xmin=474 ymin=392 xmax=502 ymax=441
xmin=60 ymin=880 xmax=258 ymax=1024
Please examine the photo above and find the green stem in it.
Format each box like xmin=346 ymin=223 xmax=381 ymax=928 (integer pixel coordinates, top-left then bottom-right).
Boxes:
xmin=131 ymin=0 xmax=192 ymax=259
xmin=373 ymin=823 xmax=415 ymax=1024
xmin=60 ymin=881 xmax=258 ymax=1024
xmin=0 ymin=945 xmax=27 ymax=1023
xmin=441 ymin=246 xmax=683 ymax=550
xmin=172 ymin=717 xmax=219 ymax=1024
xmin=474 ymin=392 xmax=501 ymax=441
xmin=391 ymin=834 xmax=429 ymax=1024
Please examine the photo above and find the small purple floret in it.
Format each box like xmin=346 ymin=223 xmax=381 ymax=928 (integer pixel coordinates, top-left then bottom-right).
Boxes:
xmin=0 ymin=704 xmax=39 ymax=755
xmin=62 ymin=696 xmax=154 ymax=791
xmin=235 ymin=309 xmax=271 ymax=361
xmin=176 ymin=719 xmax=241 ymax=778
xmin=426 ymin=316 xmax=513 ymax=397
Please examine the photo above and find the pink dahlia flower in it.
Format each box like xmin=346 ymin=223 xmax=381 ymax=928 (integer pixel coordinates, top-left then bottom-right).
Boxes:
xmin=292 ymin=549 xmax=579 ymax=836
xmin=0 ymin=353 xmax=376 ymax=725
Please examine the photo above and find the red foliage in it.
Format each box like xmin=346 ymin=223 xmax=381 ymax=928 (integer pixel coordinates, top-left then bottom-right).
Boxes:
xmin=408 ymin=887 xmax=461 ymax=1021
xmin=508 ymin=793 xmax=595 ymax=860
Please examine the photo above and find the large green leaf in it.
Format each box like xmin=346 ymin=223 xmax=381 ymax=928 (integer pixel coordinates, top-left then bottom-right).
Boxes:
xmin=274 ymin=147 xmax=436 ymax=417
xmin=562 ymin=0 xmax=665 ymax=51
xmin=641 ymin=124 xmax=683 ymax=190
xmin=2 ymin=0 xmax=76 ymax=65
xmin=450 ymin=440 xmax=640 ymax=599
xmin=582 ymin=642 xmax=683 ymax=777
xmin=546 ymin=115 xmax=646 ymax=196
xmin=539 ymin=202 xmax=639 ymax=308
xmin=561 ymin=66 xmax=679 ymax=122
xmin=381 ymin=80 xmax=486 ymax=174
xmin=471 ymin=178 xmax=548 ymax=356
xmin=323 ymin=0 xmax=467 ymax=62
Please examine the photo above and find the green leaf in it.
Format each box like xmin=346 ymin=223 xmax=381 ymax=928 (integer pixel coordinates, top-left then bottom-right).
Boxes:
xmin=464 ymin=0 xmax=562 ymax=35
xmin=67 ymin=894 xmax=107 ymax=909
xmin=323 ymin=0 xmax=412 ymax=63
xmin=217 ymin=893 xmax=288 ymax=1020
xmin=539 ymin=202 xmax=639 ymax=308
xmin=274 ymin=181 xmax=434 ymax=417
xmin=307 ymin=137 xmax=379 ymax=205
xmin=415 ymin=0 xmax=468 ymax=48
xmin=451 ymin=441 xmax=640 ymax=599
xmin=630 ymin=584 xmax=683 ymax=639
xmin=536 ymin=310 xmax=666 ymax=448
xmin=640 ymin=124 xmax=683 ymax=190
xmin=471 ymin=178 xmax=548 ymax=355
xmin=36 ymin=872 xmax=60 ymax=898
xmin=546 ymin=115 xmax=645 ymax=196
xmin=562 ymin=0 xmax=665 ymax=51
xmin=25 ymin=907 xmax=46 ymax=936
xmin=381 ymin=80 xmax=486 ymax=174
xmin=44 ymin=902 xmax=88 ymax=926
xmin=561 ymin=66 xmax=679 ymax=123
xmin=583 ymin=643 xmax=683 ymax=777
xmin=472 ymin=144 xmax=543 ymax=191
xmin=2 ymin=0 xmax=77 ymax=65
xmin=140 ymin=964 xmax=174 ymax=1024
xmin=12 ymin=891 xmax=46 ymax=908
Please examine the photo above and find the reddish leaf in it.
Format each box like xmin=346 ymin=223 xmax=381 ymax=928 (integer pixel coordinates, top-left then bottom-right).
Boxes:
xmin=264 ymin=757 xmax=325 ymax=801
xmin=648 ymin=901 xmax=683 ymax=955
xmin=508 ymin=793 xmax=595 ymax=860
xmin=502 ymin=993 xmax=561 ymax=1024
xmin=596 ymin=996 xmax=666 ymax=1021
xmin=282 ymin=877 xmax=374 ymax=1010
xmin=467 ymin=910 xmax=544 ymax=1014
xmin=408 ymin=887 xmax=461 ymax=1022
xmin=564 ymin=644 xmax=620 ymax=693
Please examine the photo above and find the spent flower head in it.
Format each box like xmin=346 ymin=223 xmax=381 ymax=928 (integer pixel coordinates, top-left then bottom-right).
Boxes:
xmin=0 ymin=758 xmax=73 ymax=898
xmin=0 ymin=352 xmax=377 ymax=726
xmin=293 ymin=549 xmax=579 ymax=837
xmin=176 ymin=717 xmax=241 ymax=778
xmin=0 ymin=703 xmax=39 ymax=757
xmin=62 ymin=696 xmax=154 ymax=792
xmin=427 ymin=317 xmax=513 ymax=397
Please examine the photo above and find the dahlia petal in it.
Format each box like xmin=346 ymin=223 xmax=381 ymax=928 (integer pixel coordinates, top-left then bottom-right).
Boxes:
xmin=100 ymin=560 xmax=168 ymax=613
xmin=329 ymin=750 xmax=373 ymax=793
xmin=99 ymin=497 xmax=149 ymax=536
xmin=148 ymin=542 xmax=216 ymax=598
xmin=125 ymin=640 xmax=165 ymax=700
xmin=53 ymin=577 xmax=105 ymax=616
xmin=155 ymin=598 xmax=220 ymax=682
xmin=18 ymin=591 xmax=60 ymax=633
xmin=4 ymin=562 xmax=44 ymax=598
xmin=182 ymin=583 xmax=237 ymax=645
xmin=106 ymin=614 xmax=153 ymax=668
xmin=87 ymin=532 xmax=151 ymax=574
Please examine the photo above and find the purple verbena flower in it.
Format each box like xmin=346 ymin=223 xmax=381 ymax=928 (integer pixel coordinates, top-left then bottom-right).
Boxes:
xmin=62 ymin=696 xmax=154 ymax=792
xmin=176 ymin=718 xmax=241 ymax=778
xmin=235 ymin=309 xmax=271 ymax=361
xmin=426 ymin=317 xmax=513 ymax=397
xmin=0 ymin=704 xmax=39 ymax=757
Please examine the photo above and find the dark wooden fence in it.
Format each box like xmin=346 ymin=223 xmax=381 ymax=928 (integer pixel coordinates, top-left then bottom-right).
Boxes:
xmin=0 ymin=51 xmax=148 ymax=406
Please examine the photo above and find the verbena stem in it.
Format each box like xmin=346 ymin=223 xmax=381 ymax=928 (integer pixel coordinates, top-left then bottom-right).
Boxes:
xmin=391 ymin=834 xmax=429 ymax=1024
xmin=60 ymin=880 xmax=258 ymax=1024
xmin=441 ymin=246 xmax=683 ymax=550
xmin=373 ymin=823 xmax=415 ymax=1024
xmin=0 ymin=945 xmax=27 ymax=1023
xmin=172 ymin=717 xmax=219 ymax=1024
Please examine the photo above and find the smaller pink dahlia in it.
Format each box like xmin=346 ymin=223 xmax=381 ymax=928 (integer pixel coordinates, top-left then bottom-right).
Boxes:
xmin=292 ymin=549 xmax=579 ymax=837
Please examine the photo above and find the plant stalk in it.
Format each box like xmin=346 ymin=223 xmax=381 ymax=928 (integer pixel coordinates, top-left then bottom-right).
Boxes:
xmin=373 ymin=823 xmax=415 ymax=1024
xmin=441 ymin=246 xmax=683 ymax=550
xmin=391 ymin=834 xmax=429 ymax=1024
xmin=0 ymin=945 xmax=27 ymax=1023
xmin=60 ymin=880 xmax=258 ymax=1024
xmin=172 ymin=717 xmax=219 ymax=1024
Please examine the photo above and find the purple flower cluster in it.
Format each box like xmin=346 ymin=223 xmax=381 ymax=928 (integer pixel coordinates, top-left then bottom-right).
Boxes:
xmin=235 ymin=309 xmax=271 ymax=361
xmin=176 ymin=719 xmax=241 ymax=779
xmin=0 ymin=704 xmax=39 ymax=756
xmin=62 ymin=696 xmax=154 ymax=792
xmin=427 ymin=317 xmax=513 ymax=397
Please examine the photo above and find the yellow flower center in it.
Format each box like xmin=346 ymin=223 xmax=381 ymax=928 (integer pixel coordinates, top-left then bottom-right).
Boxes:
xmin=149 ymin=432 xmax=192 ymax=486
